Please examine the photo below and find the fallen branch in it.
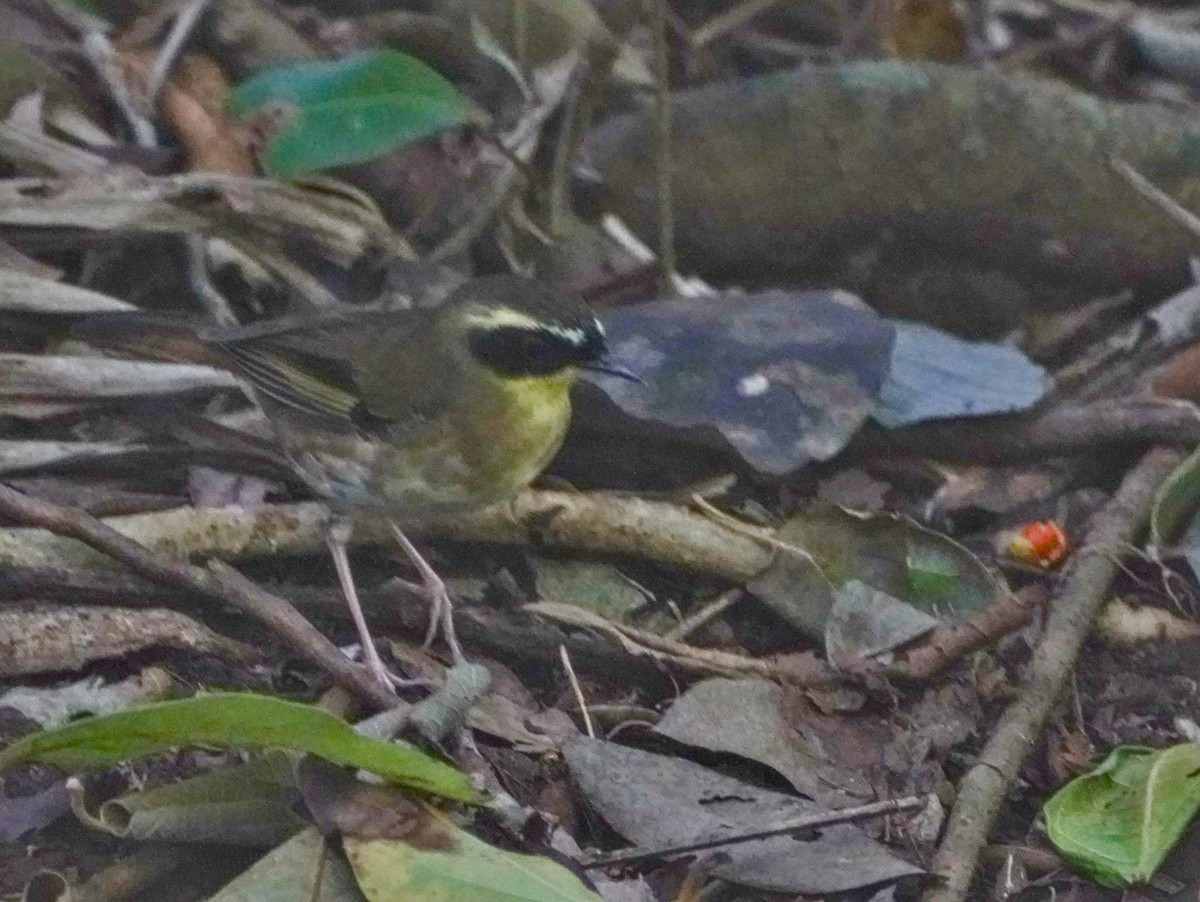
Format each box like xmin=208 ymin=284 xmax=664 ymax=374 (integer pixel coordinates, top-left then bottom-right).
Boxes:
xmin=0 ymin=549 xmax=1050 ymax=690
xmin=891 ymin=585 xmax=1049 ymax=680
xmin=922 ymin=446 xmax=1184 ymax=902
xmin=0 ymin=483 xmax=396 ymax=711
xmin=0 ymin=566 xmax=679 ymax=692
xmin=0 ymin=491 xmax=773 ymax=582
xmin=859 ymin=398 xmax=1199 ymax=464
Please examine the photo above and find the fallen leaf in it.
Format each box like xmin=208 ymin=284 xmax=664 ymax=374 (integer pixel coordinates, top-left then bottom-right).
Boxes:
xmin=874 ymin=321 xmax=1051 ymax=427
xmin=1044 ymin=744 xmax=1200 ymax=887
xmin=591 ymin=289 xmax=895 ymax=475
xmin=563 ymin=736 xmax=920 ymax=893
xmin=654 ymin=677 xmax=871 ymax=804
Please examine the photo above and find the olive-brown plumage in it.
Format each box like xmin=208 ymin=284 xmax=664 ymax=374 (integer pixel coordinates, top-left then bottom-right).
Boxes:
xmin=77 ymin=275 xmax=626 ymax=689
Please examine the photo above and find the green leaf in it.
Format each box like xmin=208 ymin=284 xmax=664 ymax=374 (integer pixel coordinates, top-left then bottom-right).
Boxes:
xmin=228 ymin=49 xmax=473 ymax=179
xmin=1042 ymin=744 xmax=1200 ymax=887
xmin=0 ymin=693 xmax=480 ymax=803
xmin=1150 ymin=443 xmax=1200 ymax=546
xmin=345 ymin=826 xmax=603 ymax=902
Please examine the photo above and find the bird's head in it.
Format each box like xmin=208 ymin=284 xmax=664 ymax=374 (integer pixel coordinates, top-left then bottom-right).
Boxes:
xmin=439 ymin=276 xmax=635 ymax=383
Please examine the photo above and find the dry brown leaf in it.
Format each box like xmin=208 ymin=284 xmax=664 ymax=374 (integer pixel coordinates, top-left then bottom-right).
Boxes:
xmin=878 ymin=0 xmax=967 ymax=62
xmin=118 ymin=49 xmax=255 ymax=176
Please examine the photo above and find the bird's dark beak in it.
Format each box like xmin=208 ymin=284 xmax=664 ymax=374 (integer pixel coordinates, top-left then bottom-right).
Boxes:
xmin=584 ymin=360 xmax=644 ymax=384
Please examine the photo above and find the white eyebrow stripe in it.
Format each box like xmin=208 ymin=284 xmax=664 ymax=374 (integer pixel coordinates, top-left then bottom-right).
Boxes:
xmin=461 ymin=308 xmax=544 ymax=330
xmin=462 ymin=306 xmax=599 ymax=348
xmin=541 ymin=324 xmax=589 ymax=346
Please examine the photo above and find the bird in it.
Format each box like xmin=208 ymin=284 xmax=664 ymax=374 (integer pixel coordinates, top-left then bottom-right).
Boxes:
xmin=76 ymin=275 xmax=636 ymax=692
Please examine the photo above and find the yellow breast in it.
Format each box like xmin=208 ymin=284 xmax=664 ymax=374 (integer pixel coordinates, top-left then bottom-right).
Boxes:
xmin=290 ymin=371 xmax=576 ymax=517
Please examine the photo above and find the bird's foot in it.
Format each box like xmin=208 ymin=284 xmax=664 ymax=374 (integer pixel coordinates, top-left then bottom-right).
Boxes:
xmin=421 ymin=571 xmax=463 ymax=663
xmin=389 ymin=522 xmax=466 ymax=665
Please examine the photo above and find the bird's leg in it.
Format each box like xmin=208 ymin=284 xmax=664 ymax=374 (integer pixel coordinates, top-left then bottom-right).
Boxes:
xmin=388 ymin=522 xmax=465 ymax=664
xmin=324 ymin=519 xmax=395 ymax=694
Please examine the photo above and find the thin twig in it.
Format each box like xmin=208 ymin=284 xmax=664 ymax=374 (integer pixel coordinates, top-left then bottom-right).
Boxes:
xmin=560 ymin=644 xmax=595 ymax=738
xmin=185 ymin=236 xmax=238 ymax=325
xmin=0 ymin=483 xmax=397 ymax=711
xmin=691 ymin=0 xmax=789 ymax=48
xmin=82 ymin=32 xmax=157 ymax=148
xmin=147 ymin=0 xmax=216 ymax=103
xmin=891 ymin=586 xmax=1048 ymax=681
xmin=922 ymin=447 xmax=1184 ymax=902
xmin=1110 ymin=157 xmax=1200 ymax=242
xmin=584 ymin=795 xmax=925 ymax=868
xmin=652 ymin=0 xmax=675 ymax=290
xmin=664 ymin=588 xmax=744 ymax=640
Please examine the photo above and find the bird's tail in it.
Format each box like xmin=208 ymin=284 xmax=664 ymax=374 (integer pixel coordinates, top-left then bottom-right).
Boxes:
xmin=70 ymin=313 xmax=229 ymax=369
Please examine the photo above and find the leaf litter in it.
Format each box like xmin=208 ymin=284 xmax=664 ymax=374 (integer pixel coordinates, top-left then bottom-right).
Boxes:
xmin=2 ymin=0 xmax=1200 ymax=899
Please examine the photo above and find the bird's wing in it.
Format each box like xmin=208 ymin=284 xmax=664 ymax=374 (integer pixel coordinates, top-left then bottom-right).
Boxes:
xmin=214 ymin=308 xmax=456 ymax=439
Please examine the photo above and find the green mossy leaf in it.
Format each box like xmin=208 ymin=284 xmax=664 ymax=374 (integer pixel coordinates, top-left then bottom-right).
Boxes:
xmin=229 ymin=49 xmax=473 ymax=179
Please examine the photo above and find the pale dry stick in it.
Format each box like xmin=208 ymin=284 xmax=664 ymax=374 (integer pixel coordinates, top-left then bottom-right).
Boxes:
xmin=922 ymin=447 xmax=1184 ymax=902
xmin=652 ymin=0 xmax=676 ymax=290
xmin=82 ymin=32 xmax=157 ymax=148
xmin=1110 ymin=157 xmax=1200 ymax=241
xmin=664 ymin=588 xmax=744 ymax=640
xmin=584 ymin=795 xmax=925 ymax=868
xmin=1050 ymin=0 xmax=1200 ymax=25
xmin=560 ymin=644 xmax=595 ymax=738
xmin=512 ymin=0 xmax=528 ymax=72
xmin=600 ymin=214 xmax=714 ymax=296
xmin=691 ymin=0 xmax=791 ymax=48
xmin=857 ymin=397 xmax=1200 ymax=464
xmin=546 ymin=72 xmax=581 ymax=236
xmin=185 ymin=236 xmax=238 ymax=325
xmin=0 ymin=492 xmax=775 ymax=585
xmin=147 ymin=0 xmax=216 ymax=102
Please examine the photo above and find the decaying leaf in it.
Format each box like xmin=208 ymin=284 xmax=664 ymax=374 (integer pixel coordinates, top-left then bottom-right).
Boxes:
xmin=301 ymin=762 xmax=602 ymax=901
xmin=0 ymin=782 xmax=69 ymax=843
xmin=590 ymin=289 xmax=895 ymax=475
xmin=530 ymin=554 xmax=648 ymax=621
xmin=748 ymin=503 xmax=1004 ymax=648
xmin=654 ymin=677 xmax=872 ymax=804
xmin=563 ymin=736 xmax=920 ymax=894
xmin=73 ymin=754 xmax=305 ymax=847
xmin=0 ymin=668 xmax=173 ymax=727
xmin=207 ymin=827 xmax=363 ymax=902
xmin=874 ymin=321 xmax=1051 ymax=427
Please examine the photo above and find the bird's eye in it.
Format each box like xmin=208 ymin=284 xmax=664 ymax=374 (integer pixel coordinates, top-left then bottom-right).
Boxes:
xmin=519 ymin=332 xmax=547 ymax=357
